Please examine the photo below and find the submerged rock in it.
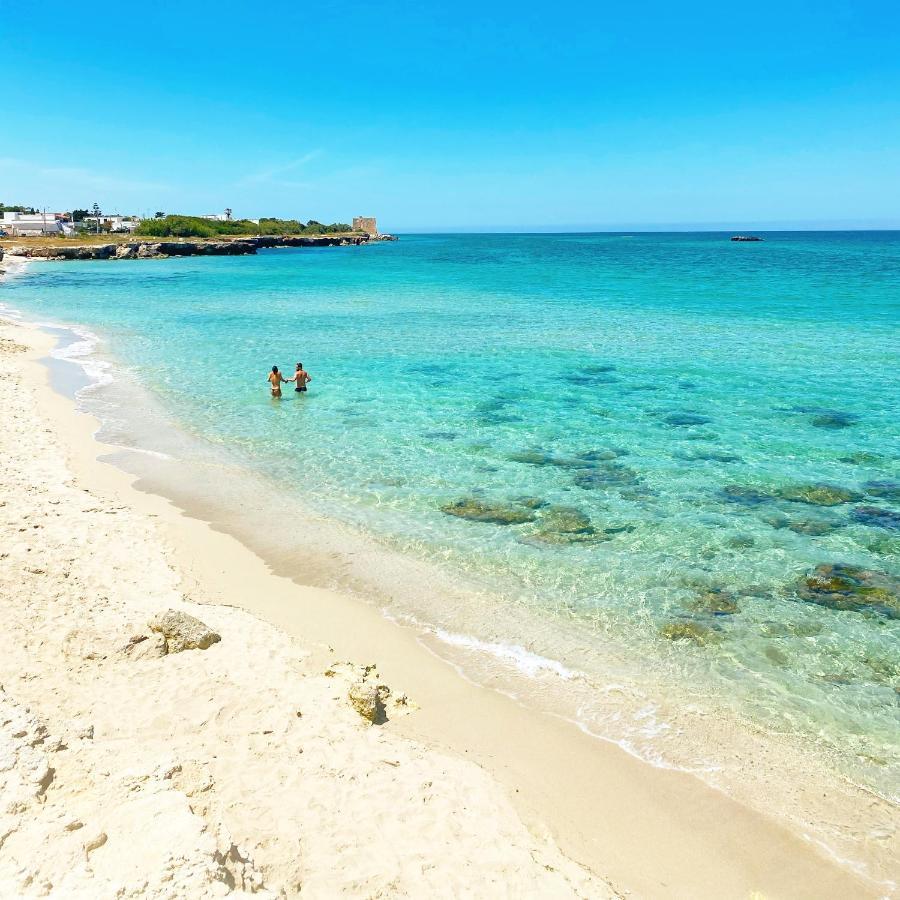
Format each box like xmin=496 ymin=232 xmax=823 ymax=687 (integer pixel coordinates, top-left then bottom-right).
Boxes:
xmin=663 ymin=413 xmax=712 ymax=426
xmin=148 ymin=609 xmax=221 ymax=653
xmin=774 ymin=484 xmax=861 ymax=506
xmin=659 ymin=620 xmax=720 ymax=645
xmin=440 ymin=498 xmax=537 ymax=525
xmin=563 ymin=372 xmax=619 ymax=386
xmin=513 ymin=496 xmax=549 ymax=509
xmin=866 ymin=535 xmax=900 ymax=556
xmin=577 ymin=448 xmax=629 ymax=462
xmin=764 ymin=645 xmax=790 ymax=666
xmin=573 ymin=464 xmax=641 ymax=489
xmin=863 ymin=653 xmax=900 ymax=687
xmin=761 ymin=620 xmax=824 ymax=638
xmin=852 ymin=506 xmax=900 ymax=530
xmin=720 ymin=485 xmax=772 ymax=506
xmin=423 ymin=430 xmax=458 ymax=440
xmin=862 ymin=480 xmax=900 ymax=502
xmin=687 ymin=589 xmax=740 ymax=616
xmin=789 ymin=406 xmax=860 ymax=429
xmin=519 ymin=506 xmax=634 ymax=547
xmin=542 ymin=505 xmax=593 ymax=533
xmin=508 ymin=450 xmax=555 ymax=466
xmin=838 ymin=451 xmax=884 ymax=465
xmin=786 ymin=518 xmax=843 ymax=536
xmin=792 ymin=563 xmax=900 ymax=619
xmin=476 ymin=411 xmax=522 ymax=425
xmin=812 ymin=411 xmax=860 ymax=429
xmin=618 ymin=487 xmax=659 ymax=501
xmin=725 ymin=534 xmax=756 ymax=549
xmin=519 ymin=530 xmax=612 ymax=547
xmin=474 ymin=397 xmax=522 ymax=425
xmin=675 ymin=449 xmax=742 ymax=463
xmin=508 ymin=449 xmax=621 ymax=470
xmin=762 ymin=511 xmax=791 ymax=528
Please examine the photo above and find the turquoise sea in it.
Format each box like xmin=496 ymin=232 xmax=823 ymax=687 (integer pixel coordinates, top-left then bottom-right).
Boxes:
xmin=3 ymin=232 xmax=899 ymax=813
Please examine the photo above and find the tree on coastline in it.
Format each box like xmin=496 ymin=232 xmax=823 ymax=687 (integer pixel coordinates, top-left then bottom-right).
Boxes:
xmin=135 ymin=215 xmax=356 ymax=238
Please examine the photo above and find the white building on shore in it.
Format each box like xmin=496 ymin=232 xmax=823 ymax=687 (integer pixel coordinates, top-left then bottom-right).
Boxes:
xmin=0 ymin=211 xmax=65 ymax=236
xmin=203 ymin=208 xmax=233 ymax=222
xmin=83 ymin=215 xmax=142 ymax=233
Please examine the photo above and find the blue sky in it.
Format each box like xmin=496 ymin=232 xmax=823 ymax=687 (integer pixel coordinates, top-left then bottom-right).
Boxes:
xmin=2 ymin=1 xmax=899 ymax=230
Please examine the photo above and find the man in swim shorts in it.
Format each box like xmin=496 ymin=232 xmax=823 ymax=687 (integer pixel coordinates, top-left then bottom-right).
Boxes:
xmin=267 ymin=365 xmax=287 ymax=398
xmin=288 ymin=362 xmax=312 ymax=393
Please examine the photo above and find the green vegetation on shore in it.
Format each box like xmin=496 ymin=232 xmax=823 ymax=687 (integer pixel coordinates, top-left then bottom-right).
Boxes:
xmin=134 ymin=215 xmax=354 ymax=238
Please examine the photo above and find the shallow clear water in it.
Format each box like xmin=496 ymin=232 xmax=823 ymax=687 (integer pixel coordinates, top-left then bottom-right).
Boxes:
xmin=4 ymin=232 xmax=899 ymax=798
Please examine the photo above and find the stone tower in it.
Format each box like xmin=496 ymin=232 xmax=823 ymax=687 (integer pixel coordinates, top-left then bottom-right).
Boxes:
xmin=353 ymin=216 xmax=378 ymax=236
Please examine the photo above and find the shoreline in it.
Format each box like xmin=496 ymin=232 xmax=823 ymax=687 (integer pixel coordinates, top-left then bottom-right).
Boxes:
xmin=1 ymin=276 xmax=891 ymax=895
xmin=0 ymin=232 xmax=395 ymax=263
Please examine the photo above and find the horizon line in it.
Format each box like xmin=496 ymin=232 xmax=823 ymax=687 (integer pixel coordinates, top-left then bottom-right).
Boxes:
xmin=388 ymin=225 xmax=900 ymax=234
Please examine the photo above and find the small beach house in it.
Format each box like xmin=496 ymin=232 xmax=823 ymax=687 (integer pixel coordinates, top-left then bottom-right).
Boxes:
xmin=0 ymin=211 xmax=65 ymax=236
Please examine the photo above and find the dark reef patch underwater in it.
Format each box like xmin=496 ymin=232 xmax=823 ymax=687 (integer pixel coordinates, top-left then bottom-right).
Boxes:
xmin=791 ymin=564 xmax=900 ymax=619
xmin=851 ymin=506 xmax=900 ymax=531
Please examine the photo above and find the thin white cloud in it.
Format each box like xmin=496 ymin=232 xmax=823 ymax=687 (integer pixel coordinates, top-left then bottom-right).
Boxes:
xmin=237 ymin=150 xmax=323 ymax=187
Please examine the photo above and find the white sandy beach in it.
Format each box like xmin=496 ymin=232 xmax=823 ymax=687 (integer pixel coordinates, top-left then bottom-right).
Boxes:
xmin=0 ymin=315 xmax=619 ymax=897
xmin=0 ymin=294 xmax=892 ymax=898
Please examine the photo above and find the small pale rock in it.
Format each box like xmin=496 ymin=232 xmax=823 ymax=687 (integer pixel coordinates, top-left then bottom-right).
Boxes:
xmin=123 ymin=631 xmax=167 ymax=660
xmin=70 ymin=721 xmax=94 ymax=741
xmin=148 ymin=609 xmax=221 ymax=653
xmin=84 ymin=831 xmax=107 ymax=855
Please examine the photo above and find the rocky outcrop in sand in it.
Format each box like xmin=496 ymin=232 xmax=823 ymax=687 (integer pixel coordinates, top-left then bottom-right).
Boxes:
xmin=348 ymin=679 xmax=390 ymax=724
xmin=149 ymin=609 xmax=222 ymax=653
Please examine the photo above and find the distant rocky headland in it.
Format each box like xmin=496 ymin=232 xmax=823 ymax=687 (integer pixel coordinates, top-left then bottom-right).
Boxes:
xmin=1 ymin=232 xmax=396 ymax=262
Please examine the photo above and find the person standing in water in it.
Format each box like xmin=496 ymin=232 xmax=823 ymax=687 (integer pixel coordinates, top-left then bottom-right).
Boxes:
xmin=288 ymin=362 xmax=312 ymax=393
xmin=267 ymin=365 xmax=287 ymax=398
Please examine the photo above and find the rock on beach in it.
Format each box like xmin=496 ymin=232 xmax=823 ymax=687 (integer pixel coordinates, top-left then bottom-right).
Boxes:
xmin=348 ymin=680 xmax=390 ymax=724
xmin=148 ymin=609 xmax=221 ymax=653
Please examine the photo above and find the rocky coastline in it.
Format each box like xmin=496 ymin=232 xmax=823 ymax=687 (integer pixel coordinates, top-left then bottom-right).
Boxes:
xmin=0 ymin=232 xmax=396 ymax=262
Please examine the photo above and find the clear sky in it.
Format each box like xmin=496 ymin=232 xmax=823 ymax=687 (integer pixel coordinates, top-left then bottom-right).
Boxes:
xmin=2 ymin=1 xmax=899 ymax=231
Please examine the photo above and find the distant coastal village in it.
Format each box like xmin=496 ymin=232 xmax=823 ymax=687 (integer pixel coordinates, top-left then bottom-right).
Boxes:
xmin=0 ymin=204 xmax=394 ymax=262
xmin=0 ymin=203 xmax=384 ymax=238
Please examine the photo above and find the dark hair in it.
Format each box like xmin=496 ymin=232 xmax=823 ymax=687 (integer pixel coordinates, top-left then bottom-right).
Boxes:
xmin=272 ymin=366 xmax=279 ymax=373
xmin=296 ymin=362 xmax=303 ymax=368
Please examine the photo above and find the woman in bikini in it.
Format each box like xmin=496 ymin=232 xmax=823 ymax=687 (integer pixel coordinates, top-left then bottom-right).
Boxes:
xmin=267 ymin=365 xmax=287 ymax=398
